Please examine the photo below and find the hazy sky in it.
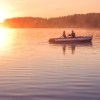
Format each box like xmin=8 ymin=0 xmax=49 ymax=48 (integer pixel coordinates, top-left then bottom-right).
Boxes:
xmin=0 ymin=0 xmax=100 ymax=18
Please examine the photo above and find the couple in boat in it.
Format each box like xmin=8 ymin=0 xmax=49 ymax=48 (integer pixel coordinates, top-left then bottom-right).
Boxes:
xmin=61 ymin=30 xmax=76 ymax=38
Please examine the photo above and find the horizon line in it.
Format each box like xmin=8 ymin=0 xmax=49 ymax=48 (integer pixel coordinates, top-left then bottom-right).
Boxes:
xmin=4 ymin=12 xmax=100 ymax=20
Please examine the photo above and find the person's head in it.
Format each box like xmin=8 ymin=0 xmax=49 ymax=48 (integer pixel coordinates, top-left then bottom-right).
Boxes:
xmin=63 ymin=31 xmax=65 ymax=34
xmin=72 ymin=30 xmax=74 ymax=33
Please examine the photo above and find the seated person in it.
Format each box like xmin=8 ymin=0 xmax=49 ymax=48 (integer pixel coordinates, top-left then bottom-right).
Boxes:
xmin=62 ymin=31 xmax=67 ymax=38
xmin=68 ymin=30 xmax=76 ymax=38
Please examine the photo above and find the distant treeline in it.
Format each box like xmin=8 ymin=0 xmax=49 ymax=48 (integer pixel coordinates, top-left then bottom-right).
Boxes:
xmin=3 ymin=13 xmax=100 ymax=28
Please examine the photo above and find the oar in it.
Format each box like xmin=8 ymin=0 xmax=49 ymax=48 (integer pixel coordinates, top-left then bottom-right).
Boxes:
xmin=59 ymin=35 xmax=63 ymax=38
xmin=92 ymin=33 xmax=93 ymax=37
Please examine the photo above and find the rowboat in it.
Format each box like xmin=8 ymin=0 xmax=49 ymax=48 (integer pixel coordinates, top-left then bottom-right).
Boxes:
xmin=49 ymin=36 xmax=93 ymax=44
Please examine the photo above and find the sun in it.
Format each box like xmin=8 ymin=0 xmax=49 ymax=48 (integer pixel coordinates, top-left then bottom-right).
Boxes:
xmin=0 ymin=3 xmax=20 ymax=23
xmin=0 ymin=16 xmax=5 ymax=23
xmin=0 ymin=12 xmax=8 ymax=23
xmin=0 ymin=3 xmax=11 ymax=23
xmin=0 ymin=4 xmax=11 ymax=23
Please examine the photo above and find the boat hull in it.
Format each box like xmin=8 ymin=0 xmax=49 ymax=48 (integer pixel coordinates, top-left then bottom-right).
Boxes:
xmin=49 ymin=36 xmax=92 ymax=44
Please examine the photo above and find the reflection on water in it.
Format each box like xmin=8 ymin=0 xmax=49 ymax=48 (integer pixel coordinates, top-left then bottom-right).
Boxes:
xmin=62 ymin=44 xmax=76 ymax=55
xmin=71 ymin=44 xmax=75 ymax=54
xmin=62 ymin=44 xmax=66 ymax=55
xmin=0 ymin=28 xmax=100 ymax=100
xmin=0 ymin=28 xmax=16 ymax=54
xmin=50 ymin=42 xmax=93 ymax=55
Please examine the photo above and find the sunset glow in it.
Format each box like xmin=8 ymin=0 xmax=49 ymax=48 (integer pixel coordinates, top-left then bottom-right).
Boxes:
xmin=0 ymin=0 xmax=99 ymax=19
xmin=0 ymin=0 xmax=99 ymax=100
xmin=0 ymin=3 xmax=12 ymax=22
xmin=0 ymin=12 xmax=9 ymax=22
xmin=0 ymin=28 xmax=15 ymax=52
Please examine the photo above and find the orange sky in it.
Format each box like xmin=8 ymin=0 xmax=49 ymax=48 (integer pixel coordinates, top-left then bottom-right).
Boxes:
xmin=0 ymin=0 xmax=100 ymax=22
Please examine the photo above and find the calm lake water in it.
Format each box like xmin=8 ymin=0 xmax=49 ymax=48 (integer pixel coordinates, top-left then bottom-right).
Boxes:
xmin=0 ymin=28 xmax=100 ymax=100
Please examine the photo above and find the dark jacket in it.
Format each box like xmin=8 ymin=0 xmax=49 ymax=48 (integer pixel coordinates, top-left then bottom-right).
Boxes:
xmin=69 ymin=31 xmax=75 ymax=38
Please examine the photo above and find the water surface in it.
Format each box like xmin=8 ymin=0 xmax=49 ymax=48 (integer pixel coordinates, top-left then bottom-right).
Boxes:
xmin=0 ymin=28 xmax=100 ymax=100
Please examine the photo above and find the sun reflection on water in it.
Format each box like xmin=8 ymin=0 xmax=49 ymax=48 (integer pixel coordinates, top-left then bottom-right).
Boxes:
xmin=0 ymin=28 xmax=15 ymax=53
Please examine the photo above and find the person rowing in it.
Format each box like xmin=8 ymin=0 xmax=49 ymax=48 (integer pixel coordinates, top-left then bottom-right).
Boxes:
xmin=68 ymin=30 xmax=76 ymax=38
xmin=61 ymin=31 xmax=67 ymax=38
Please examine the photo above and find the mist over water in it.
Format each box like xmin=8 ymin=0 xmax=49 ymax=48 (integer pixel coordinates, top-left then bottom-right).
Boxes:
xmin=0 ymin=28 xmax=100 ymax=100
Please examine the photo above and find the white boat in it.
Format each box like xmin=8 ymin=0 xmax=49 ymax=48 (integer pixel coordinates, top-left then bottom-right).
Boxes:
xmin=49 ymin=36 xmax=93 ymax=44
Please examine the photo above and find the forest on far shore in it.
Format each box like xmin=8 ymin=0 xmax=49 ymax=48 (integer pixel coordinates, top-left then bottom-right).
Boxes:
xmin=3 ymin=13 xmax=100 ymax=28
